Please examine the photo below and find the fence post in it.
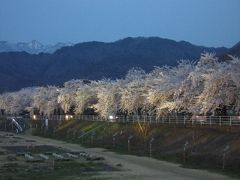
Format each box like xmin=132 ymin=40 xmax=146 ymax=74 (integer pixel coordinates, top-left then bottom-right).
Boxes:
xmin=149 ymin=137 xmax=154 ymax=157
xmin=222 ymin=145 xmax=230 ymax=170
xmin=183 ymin=141 xmax=189 ymax=163
xmin=128 ymin=135 xmax=133 ymax=152
xmin=210 ymin=116 xmax=212 ymax=128
xmin=229 ymin=116 xmax=232 ymax=126
xmin=219 ymin=116 xmax=222 ymax=127
xmin=11 ymin=121 xmax=14 ymax=132
xmin=113 ymin=136 xmax=116 ymax=147
xmin=91 ymin=131 xmax=95 ymax=145
xmin=112 ymin=132 xmax=119 ymax=147
xmin=5 ymin=118 xmax=7 ymax=131
xmin=128 ymin=138 xmax=130 ymax=152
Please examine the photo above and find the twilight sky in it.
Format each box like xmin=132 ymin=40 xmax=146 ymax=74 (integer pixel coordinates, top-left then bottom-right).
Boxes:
xmin=0 ymin=0 xmax=239 ymax=47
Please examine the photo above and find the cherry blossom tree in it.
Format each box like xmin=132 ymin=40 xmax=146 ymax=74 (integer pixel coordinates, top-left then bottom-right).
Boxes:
xmin=146 ymin=60 xmax=194 ymax=117
xmin=74 ymin=81 xmax=98 ymax=114
xmin=0 ymin=88 xmax=35 ymax=115
xmin=93 ymin=79 xmax=122 ymax=118
xmin=58 ymin=79 xmax=84 ymax=113
xmin=31 ymin=86 xmax=60 ymax=116
xmin=120 ymin=68 xmax=148 ymax=115
xmin=1 ymin=53 xmax=239 ymax=118
xmin=193 ymin=54 xmax=240 ymax=115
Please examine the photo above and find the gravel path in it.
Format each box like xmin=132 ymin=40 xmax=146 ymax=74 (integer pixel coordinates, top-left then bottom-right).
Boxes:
xmin=3 ymin=132 xmax=236 ymax=180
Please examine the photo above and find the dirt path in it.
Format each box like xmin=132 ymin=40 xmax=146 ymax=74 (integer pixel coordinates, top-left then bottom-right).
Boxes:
xmin=5 ymin=132 xmax=236 ymax=180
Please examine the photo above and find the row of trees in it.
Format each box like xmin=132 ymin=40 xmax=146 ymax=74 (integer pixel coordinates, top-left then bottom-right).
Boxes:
xmin=0 ymin=53 xmax=240 ymax=118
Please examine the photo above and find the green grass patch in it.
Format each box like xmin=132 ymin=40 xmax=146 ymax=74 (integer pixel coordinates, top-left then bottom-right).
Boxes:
xmin=0 ymin=160 xmax=113 ymax=180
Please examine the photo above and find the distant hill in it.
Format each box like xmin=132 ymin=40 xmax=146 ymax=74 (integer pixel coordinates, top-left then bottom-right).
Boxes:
xmin=229 ymin=41 xmax=240 ymax=56
xmin=0 ymin=37 xmax=229 ymax=93
xmin=0 ymin=40 xmax=74 ymax=54
xmin=219 ymin=41 xmax=240 ymax=61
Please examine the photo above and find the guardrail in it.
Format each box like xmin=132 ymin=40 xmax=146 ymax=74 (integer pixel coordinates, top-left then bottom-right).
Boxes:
xmin=73 ymin=115 xmax=240 ymax=127
xmin=2 ymin=115 xmax=240 ymax=128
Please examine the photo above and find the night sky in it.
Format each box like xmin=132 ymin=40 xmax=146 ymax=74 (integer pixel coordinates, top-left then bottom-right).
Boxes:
xmin=0 ymin=0 xmax=239 ymax=47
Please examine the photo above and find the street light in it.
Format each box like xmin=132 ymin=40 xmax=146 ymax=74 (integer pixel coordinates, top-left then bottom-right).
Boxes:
xmin=65 ymin=115 xmax=73 ymax=120
xmin=109 ymin=115 xmax=114 ymax=120
xmin=65 ymin=115 xmax=69 ymax=120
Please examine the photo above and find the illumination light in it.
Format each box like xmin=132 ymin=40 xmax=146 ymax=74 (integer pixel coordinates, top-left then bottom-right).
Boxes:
xmin=65 ymin=115 xmax=69 ymax=120
xmin=109 ymin=115 xmax=114 ymax=120
xmin=65 ymin=115 xmax=73 ymax=120
xmin=33 ymin=115 xmax=36 ymax=120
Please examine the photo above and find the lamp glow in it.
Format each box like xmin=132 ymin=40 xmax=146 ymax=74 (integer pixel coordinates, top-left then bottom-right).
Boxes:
xmin=65 ymin=115 xmax=69 ymax=120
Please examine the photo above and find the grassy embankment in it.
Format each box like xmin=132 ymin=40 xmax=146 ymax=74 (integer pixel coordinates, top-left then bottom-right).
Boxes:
xmin=33 ymin=119 xmax=240 ymax=178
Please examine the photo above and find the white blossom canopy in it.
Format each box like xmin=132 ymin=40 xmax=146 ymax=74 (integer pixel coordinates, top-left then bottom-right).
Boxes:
xmin=0 ymin=53 xmax=239 ymax=118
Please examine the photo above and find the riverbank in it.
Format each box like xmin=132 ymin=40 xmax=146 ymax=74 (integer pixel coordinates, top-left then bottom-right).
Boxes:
xmin=1 ymin=131 xmax=238 ymax=180
xmin=33 ymin=119 xmax=240 ymax=179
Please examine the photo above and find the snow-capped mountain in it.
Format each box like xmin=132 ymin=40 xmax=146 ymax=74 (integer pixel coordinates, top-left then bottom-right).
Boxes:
xmin=27 ymin=40 xmax=44 ymax=50
xmin=0 ymin=40 xmax=74 ymax=54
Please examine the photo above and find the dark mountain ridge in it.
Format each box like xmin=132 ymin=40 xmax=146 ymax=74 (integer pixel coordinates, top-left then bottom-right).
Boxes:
xmin=0 ymin=37 xmax=233 ymax=93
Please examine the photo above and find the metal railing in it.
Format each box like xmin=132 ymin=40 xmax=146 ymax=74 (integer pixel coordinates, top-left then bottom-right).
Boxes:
xmin=44 ymin=114 xmax=240 ymax=127
xmin=73 ymin=115 xmax=240 ymax=127
xmin=2 ymin=114 xmax=240 ymax=128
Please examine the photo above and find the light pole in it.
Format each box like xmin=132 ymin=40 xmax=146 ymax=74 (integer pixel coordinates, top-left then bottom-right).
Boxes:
xmin=112 ymin=132 xmax=119 ymax=148
xmin=91 ymin=131 xmax=95 ymax=145
xmin=183 ymin=141 xmax=189 ymax=163
xmin=149 ymin=137 xmax=155 ymax=158
xmin=222 ymin=145 xmax=230 ymax=169
xmin=128 ymin=135 xmax=133 ymax=152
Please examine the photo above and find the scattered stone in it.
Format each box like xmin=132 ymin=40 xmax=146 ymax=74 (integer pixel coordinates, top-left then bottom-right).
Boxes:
xmin=25 ymin=153 xmax=44 ymax=162
xmin=66 ymin=153 xmax=78 ymax=158
xmin=6 ymin=133 xmax=14 ymax=137
xmin=26 ymin=139 xmax=36 ymax=142
xmin=25 ymin=153 xmax=34 ymax=160
xmin=6 ymin=155 xmax=17 ymax=161
xmin=52 ymin=153 xmax=70 ymax=161
xmin=52 ymin=153 xmax=64 ymax=160
xmin=44 ymin=152 xmax=53 ymax=155
xmin=39 ymin=153 xmax=49 ymax=160
xmin=90 ymin=156 xmax=105 ymax=161
xmin=116 ymin=163 xmax=122 ymax=167
xmin=16 ymin=152 xmax=25 ymax=156
xmin=2 ymin=163 xmax=18 ymax=172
